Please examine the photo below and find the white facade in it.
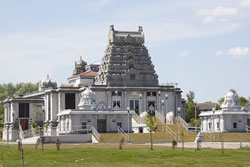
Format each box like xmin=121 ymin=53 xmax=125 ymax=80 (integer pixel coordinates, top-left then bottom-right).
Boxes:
xmin=2 ymin=26 xmax=186 ymax=141
xmin=200 ymin=91 xmax=250 ymax=133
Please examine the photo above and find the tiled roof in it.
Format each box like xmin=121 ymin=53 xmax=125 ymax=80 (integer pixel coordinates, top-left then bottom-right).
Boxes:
xmin=197 ymin=103 xmax=218 ymax=111
xmin=62 ymin=83 xmax=74 ymax=87
xmin=68 ymin=71 xmax=98 ymax=79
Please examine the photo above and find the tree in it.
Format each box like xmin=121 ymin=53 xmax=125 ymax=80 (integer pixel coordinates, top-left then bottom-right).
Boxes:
xmin=185 ymin=91 xmax=198 ymax=123
xmin=238 ymin=97 xmax=249 ymax=107
xmin=145 ymin=113 xmax=158 ymax=150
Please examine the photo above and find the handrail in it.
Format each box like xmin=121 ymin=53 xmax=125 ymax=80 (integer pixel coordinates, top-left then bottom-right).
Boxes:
xmin=155 ymin=110 xmax=165 ymax=123
xmin=91 ymin=126 xmax=100 ymax=141
xmin=246 ymin=125 xmax=250 ymax=133
xmin=19 ymin=124 xmax=24 ymax=140
xmin=176 ymin=116 xmax=189 ymax=130
xmin=132 ymin=112 xmax=142 ymax=124
xmin=118 ymin=126 xmax=128 ymax=141
xmin=166 ymin=125 xmax=177 ymax=140
xmin=203 ymin=132 xmax=213 ymax=141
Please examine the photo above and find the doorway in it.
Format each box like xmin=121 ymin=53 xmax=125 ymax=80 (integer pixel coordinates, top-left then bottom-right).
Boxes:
xmin=20 ymin=119 xmax=29 ymax=131
xmin=97 ymin=119 xmax=107 ymax=133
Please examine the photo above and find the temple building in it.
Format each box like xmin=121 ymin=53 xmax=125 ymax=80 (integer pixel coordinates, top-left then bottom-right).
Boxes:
xmin=2 ymin=25 xmax=186 ymax=142
xmin=200 ymin=91 xmax=250 ymax=132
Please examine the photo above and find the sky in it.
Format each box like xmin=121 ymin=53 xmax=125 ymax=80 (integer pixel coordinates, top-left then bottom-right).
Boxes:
xmin=0 ymin=0 xmax=250 ymax=103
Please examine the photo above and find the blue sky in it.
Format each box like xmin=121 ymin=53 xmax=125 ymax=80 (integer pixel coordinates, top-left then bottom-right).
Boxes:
xmin=0 ymin=0 xmax=250 ymax=102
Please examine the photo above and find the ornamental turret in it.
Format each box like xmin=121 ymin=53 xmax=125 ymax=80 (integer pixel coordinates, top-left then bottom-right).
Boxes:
xmin=73 ymin=56 xmax=87 ymax=75
xmin=221 ymin=91 xmax=241 ymax=110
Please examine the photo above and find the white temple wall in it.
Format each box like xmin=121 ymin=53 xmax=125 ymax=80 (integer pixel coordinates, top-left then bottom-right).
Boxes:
xmin=51 ymin=93 xmax=58 ymax=121
xmin=75 ymin=92 xmax=80 ymax=109
xmin=94 ymin=91 xmax=108 ymax=108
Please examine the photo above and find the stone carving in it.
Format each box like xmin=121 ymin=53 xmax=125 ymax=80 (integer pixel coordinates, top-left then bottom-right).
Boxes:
xmin=166 ymin=111 xmax=174 ymax=124
xmin=242 ymin=103 xmax=250 ymax=111
xmin=78 ymin=87 xmax=96 ymax=110
xmin=221 ymin=91 xmax=241 ymax=110
xmin=73 ymin=56 xmax=87 ymax=75
xmin=96 ymin=101 xmax=107 ymax=110
xmin=95 ymin=25 xmax=158 ymax=86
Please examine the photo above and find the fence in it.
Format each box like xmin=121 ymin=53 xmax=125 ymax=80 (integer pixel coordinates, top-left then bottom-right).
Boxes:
xmin=132 ymin=112 xmax=143 ymax=124
xmin=155 ymin=110 xmax=165 ymax=123
xmin=176 ymin=116 xmax=189 ymax=130
xmin=91 ymin=126 xmax=100 ymax=141
xmin=246 ymin=125 xmax=250 ymax=133
xmin=165 ymin=124 xmax=177 ymax=140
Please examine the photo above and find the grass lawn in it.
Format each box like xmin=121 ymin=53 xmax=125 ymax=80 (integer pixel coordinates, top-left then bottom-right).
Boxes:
xmin=0 ymin=144 xmax=250 ymax=167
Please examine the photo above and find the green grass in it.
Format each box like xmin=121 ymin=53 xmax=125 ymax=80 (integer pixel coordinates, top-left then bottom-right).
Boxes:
xmin=1 ymin=144 xmax=250 ymax=167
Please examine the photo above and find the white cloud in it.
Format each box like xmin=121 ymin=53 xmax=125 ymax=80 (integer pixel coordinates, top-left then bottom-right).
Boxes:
xmin=240 ymin=0 xmax=250 ymax=7
xmin=216 ymin=46 xmax=249 ymax=59
xmin=179 ymin=51 xmax=190 ymax=58
xmin=198 ymin=6 xmax=238 ymax=17
xmin=198 ymin=6 xmax=238 ymax=24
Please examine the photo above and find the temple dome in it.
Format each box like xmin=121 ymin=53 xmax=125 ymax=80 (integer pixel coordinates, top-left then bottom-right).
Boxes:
xmin=221 ymin=91 xmax=241 ymax=110
xmin=39 ymin=75 xmax=57 ymax=91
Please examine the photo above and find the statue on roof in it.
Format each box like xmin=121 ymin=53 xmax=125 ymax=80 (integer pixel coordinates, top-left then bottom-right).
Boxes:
xmin=73 ymin=56 xmax=87 ymax=75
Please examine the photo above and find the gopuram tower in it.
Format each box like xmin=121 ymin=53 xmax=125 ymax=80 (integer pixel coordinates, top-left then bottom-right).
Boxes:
xmin=95 ymin=25 xmax=158 ymax=86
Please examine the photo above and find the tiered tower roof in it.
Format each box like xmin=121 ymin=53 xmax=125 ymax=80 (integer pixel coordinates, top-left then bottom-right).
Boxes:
xmin=94 ymin=25 xmax=158 ymax=86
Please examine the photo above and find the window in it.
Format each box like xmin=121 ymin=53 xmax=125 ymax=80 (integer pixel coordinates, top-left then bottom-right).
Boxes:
xmin=130 ymin=74 xmax=135 ymax=80
xmin=129 ymin=100 xmax=139 ymax=115
xmin=233 ymin=122 xmax=237 ymax=128
xmin=129 ymin=64 xmax=134 ymax=69
xmin=217 ymin=122 xmax=220 ymax=130
xmin=65 ymin=93 xmax=75 ymax=109
xmin=208 ymin=123 xmax=211 ymax=129
xmin=82 ymin=122 xmax=87 ymax=129
xmin=113 ymin=101 xmax=121 ymax=108
xmin=19 ymin=103 xmax=29 ymax=118
xmin=112 ymin=91 xmax=122 ymax=96
xmin=117 ymin=122 xmax=122 ymax=128
xmin=147 ymin=92 xmax=156 ymax=96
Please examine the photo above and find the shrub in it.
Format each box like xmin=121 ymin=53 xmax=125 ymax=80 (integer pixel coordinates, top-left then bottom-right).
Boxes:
xmin=56 ymin=138 xmax=61 ymax=150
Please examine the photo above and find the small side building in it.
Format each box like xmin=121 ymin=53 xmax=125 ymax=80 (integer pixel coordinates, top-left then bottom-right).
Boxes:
xmin=200 ymin=91 xmax=250 ymax=132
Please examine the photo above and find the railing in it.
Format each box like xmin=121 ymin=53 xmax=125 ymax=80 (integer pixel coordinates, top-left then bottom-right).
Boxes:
xmin=56 ymin=125 xmax=92 ymax=135
xmin=132 ymin=112 xmax=143 ymax=124
xmin=166 ymin=125 xmax=177 ymax=140
xmin=118 ymin=126 xmax=129 ymax=141
xmin=155 ymin=110 xmax=165 ymax=123
xmin=246 ymin=125 xmax=250 ymax=133
xmin=91 ymin=126 xmax=100 ymax=141
xmin=176 ymin=116 xmax=189 ymax=130
xmin=19 ymin=124 xmax=24 ymax=140
xmin=203 ymin=132 xmax=213 ymax=141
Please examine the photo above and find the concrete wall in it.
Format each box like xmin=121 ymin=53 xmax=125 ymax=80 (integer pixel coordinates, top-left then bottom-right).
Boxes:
xmin=44 ymin=134 xmax=91 ymax=143
xmin=201 ymin=114 xmax=248 ymax=132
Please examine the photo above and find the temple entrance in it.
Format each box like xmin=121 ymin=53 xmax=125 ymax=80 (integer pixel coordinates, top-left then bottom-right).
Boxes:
xmin=97 ymin=119 xmax=106 ymax=133
xmin=20 ymin=118 xmax=29 ymax=131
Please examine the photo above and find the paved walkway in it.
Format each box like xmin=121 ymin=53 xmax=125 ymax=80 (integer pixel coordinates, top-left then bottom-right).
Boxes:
xmin=155 ymin=142 xmax=250 ymax=149
xmin=1 ymin=141 xmax=250 ymax=149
